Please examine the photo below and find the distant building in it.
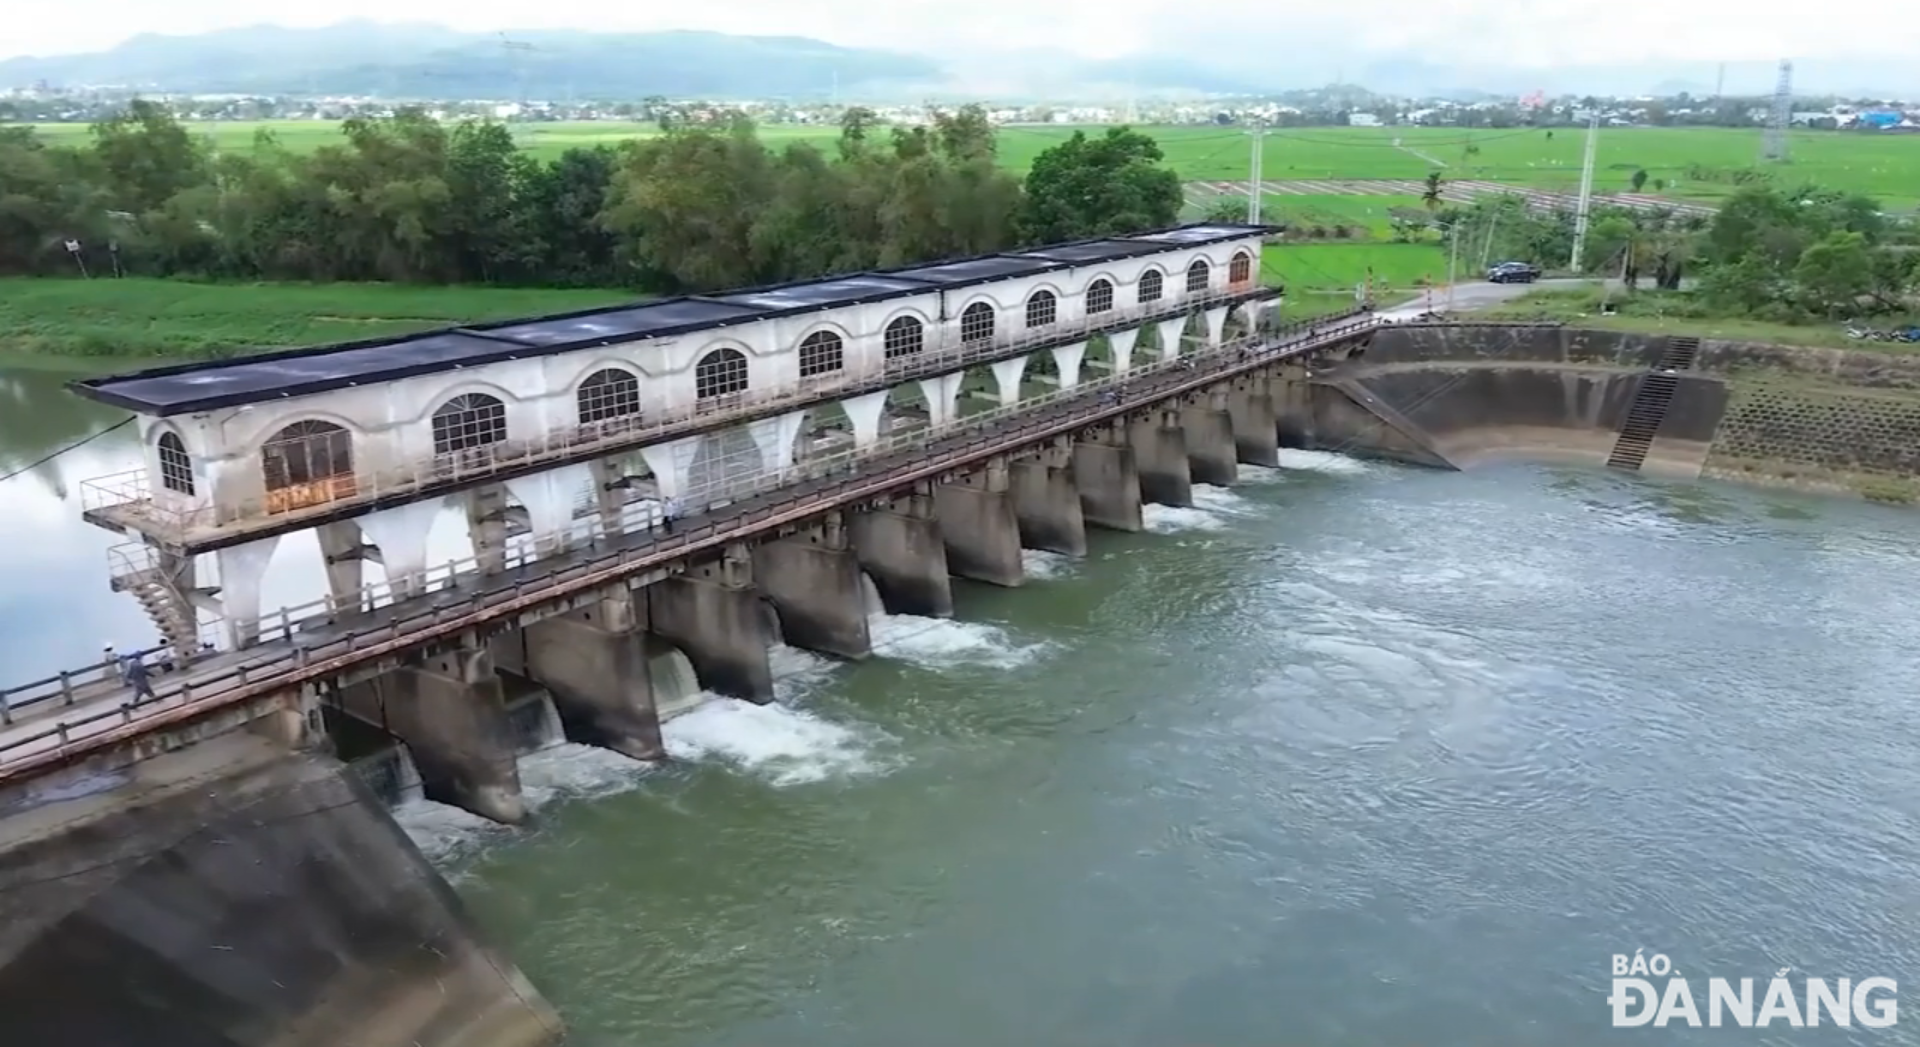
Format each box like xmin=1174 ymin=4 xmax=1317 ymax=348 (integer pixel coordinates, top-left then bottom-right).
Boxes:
xmin=1348 ymin=113 xmax=1381 ymax=127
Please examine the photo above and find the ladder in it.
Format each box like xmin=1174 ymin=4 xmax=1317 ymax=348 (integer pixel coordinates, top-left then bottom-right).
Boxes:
xmin=1605 ymin=337 xmax=1701 ymax=472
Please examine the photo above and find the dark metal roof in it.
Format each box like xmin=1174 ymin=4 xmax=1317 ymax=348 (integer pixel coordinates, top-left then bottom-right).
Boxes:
xmin=72 ymin=222 xmax=1276 ymax=417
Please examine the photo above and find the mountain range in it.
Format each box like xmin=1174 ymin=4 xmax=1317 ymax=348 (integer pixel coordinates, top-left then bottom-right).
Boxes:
xmin=3 ymin=22 xmax=1916 ymax=100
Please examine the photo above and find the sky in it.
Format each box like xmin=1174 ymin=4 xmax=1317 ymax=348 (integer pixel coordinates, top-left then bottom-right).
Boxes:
xmin=8 ymin=0 xmax=1920 ymax=72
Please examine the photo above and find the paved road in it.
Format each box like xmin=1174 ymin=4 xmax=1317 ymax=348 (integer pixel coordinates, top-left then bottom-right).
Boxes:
xmin=0 ymin=313 xmax=1379 ymax=779
xmin=1374 ymin=278 xmax=1602 ymax=320
xmin=1186 ymin=179 xmax=1716 ymax=219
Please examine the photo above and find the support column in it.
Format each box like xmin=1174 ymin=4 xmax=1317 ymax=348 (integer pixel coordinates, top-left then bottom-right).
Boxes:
xmin=338 ymin=646 xmax=525 ymax=825
xmin=644 ymin=548 xmax=774 ymax=702
xmin=521 ymin=593 xmax=663 ymax=761
xmin=1183 ymin=391 xmax=1239 ymax=486
xmin=1155 ymin=316 xmax=1187 ymax=359
xmin=1271 ymin=368 xmax=1314 ymax=448
xmin=315 ymin=520 xmax=365 ymax=616
xmin=752 ymin=513 xmax=872 ymax=660
xmin=1229 ymin=385 xmax=1280 ymax=467
xmin=1072 ymin=430 xmax=1144 ymax=532
xmin=932 ymin=460 xmax=1025 ymax=588
xmin=1051 ymin=341 xmax=1087 ymax=389
xmin=1009 ymin=444 xmax=1087 ymax=556
xmin=1129 ymin=410 xmax=1193 ymax=507
xmin=1108 ymin=327 xmax=1141 ymax=374
xmin=1204 ymin=305 xmax=1231 ymax=346
xmin=465 ymin=484 xmax=510 ymax=574
xmin=990 ymin=356 xmax=1030 ymax=406
xmin=214 ymin=535 xmax=280 ymax=649
xmin=358 ymin=498 xmax=443 ymax=600
xmin=850 ymin=493 xmax=954 ymax=617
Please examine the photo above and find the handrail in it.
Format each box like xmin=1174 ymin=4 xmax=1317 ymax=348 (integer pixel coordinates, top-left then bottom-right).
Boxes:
xmin=78 ymin=283 xmax=1276 ymax=543
xmin=0 ymin=310 xmax=1377 ymax=772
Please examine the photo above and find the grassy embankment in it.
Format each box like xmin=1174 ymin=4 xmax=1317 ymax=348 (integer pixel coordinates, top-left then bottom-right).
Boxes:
xmin=1477 ymin=285 xmax=1920 ymax=353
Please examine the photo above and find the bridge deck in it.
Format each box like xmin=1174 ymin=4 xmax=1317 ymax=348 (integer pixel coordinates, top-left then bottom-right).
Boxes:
xmin=0 ymin=314 xmax=1379 ymax=778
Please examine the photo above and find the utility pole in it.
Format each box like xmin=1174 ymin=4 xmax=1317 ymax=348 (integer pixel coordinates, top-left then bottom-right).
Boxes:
xmin=1446 ymin=221 xmax=1461 ymax=313
xmin=1568 ymin=110 xmax=1600 ymax=272
xmin=1245 ymin=120 xmax=1266 ymax=224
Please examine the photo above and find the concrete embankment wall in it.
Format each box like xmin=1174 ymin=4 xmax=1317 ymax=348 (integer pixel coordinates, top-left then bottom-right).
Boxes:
xmin=1312 ymin=324 xmax=1920 ymax=499
xmin=0 ymin=733 xmax=559 ymax=1047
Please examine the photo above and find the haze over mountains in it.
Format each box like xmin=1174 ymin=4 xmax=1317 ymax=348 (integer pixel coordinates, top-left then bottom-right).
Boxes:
xmin=2 ymin=22 xmax=1916 ymax=100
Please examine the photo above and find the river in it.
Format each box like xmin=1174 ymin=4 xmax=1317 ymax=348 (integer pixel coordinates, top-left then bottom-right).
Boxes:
xmin=4 ymin=364 xmax=1920 ymax=1045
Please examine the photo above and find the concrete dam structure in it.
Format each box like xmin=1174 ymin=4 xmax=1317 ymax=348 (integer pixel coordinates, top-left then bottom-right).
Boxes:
xmin=1 ymin=224 xmax=1403 ymax=1047
xmin=1289 ymin=320 xmax=1920 ymax=500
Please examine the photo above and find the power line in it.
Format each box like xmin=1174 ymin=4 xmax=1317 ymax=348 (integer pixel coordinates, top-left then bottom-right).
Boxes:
xmin=0 ymin=417 xmax=134 ymax=484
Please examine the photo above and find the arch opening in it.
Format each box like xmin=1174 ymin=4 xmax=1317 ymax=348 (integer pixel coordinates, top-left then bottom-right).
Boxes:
xmin=431 ymin=393 xmax=508 ymax=457
xmin=578 ymin=368 xmax=642 ymax=426
xmin=1229 ymin=251 xmax=1253 ymax=286
xmin=884 ymin=316 xmax=925 ymax=360
xmin=262 ymin=419 xmax=355 ymax=514
xmin=1138 ymin=270 xmax=1164 ymax=305
xmin=1086 ymin=278 xmax=1115 ymax=316
xmin=960 ymin=302 xmax=996 ymax=346
xmin=156 ymin=431 xmax=195 ymax=496
xmin=799 ymin=331 xmax=844 ymax=378
xmin=1026 ymin=289 xmax=1058 ymax=329
xmin=695 ymin=348 xmax=750 ymax=402
xmin=1186 ymin=258 xmax=1212 ymax=295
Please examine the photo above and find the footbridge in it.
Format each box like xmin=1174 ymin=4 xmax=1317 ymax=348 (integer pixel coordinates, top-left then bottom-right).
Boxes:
xmin=1 ymin=224 xmax=1382 ymax=819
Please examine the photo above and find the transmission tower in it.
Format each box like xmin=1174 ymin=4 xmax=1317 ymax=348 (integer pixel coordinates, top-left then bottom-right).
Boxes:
xmin=1761 ymin=59 xmax=1793 ymax=162
xmin=499 ymin=33 xmax=535 ymax=123
xmin=1568 ymin=110 xmax=1600 ymax=272
xmin=1245 ymin=120 xmax=1266 ymax=224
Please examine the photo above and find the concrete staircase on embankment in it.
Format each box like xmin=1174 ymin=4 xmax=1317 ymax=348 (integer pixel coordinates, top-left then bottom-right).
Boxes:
xmin=1606 ymin=337 xmax=1701 ymax=472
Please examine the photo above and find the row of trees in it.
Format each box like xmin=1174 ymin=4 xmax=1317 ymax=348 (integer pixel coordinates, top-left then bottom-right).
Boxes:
xmin=0 ymin=103 xmax=1186 ymax=292
xmin=1431 ymin=184 xmax=1918 ymax=320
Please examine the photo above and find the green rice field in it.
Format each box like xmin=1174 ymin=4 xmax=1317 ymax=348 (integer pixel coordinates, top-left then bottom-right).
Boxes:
xmin=22 ymin=120 xmax=1920 ymax=207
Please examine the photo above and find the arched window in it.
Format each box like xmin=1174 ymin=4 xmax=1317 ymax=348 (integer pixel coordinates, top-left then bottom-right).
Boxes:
xmin=1229 ymin=251 xmax=1253 ymax=285
xmin=577 ymin=368 xmax=641 ymax=425
xmin=156 ymin=431 xmax=194 ymax=496
xmin=798 ymin=331 xmax=844 ymax=377
xmin=695 ymin=347 xmax=749 ymax=400
xmin=883 ymin=316 xmax=925 ymax=359
xmin=262 ymin=421 xmax=353 ymax=511
xmin=1138 ymin=269 xmax=1163 ymax=305
xmin=1085 ymin=278 xmax=1115 ymax=315
xmin=431 ymin=393 xmax=507 ymax=455
xmin=960 ymin=302 xmax=996 ymax=345
xmin=1187 ymin=258 xmax=1212 ymax=295
xmin=1025 ymin=289 xmax=1058 ymax=329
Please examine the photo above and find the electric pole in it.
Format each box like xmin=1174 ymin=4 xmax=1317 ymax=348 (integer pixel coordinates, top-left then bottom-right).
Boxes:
xmin=1568 ymin=110 xmax=1600 ymax=272
xmin=1761 ymin=59 xmax=1793 ymax=163
xmin=1245 ymin=120 xmax=1266 ymax=224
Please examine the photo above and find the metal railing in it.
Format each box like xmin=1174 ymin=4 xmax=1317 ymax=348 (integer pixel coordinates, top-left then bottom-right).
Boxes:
xmin=0 ymin=309 xmax=1376 ymax=771
xmin=78 ymin=283 xmax=1272 ymax=543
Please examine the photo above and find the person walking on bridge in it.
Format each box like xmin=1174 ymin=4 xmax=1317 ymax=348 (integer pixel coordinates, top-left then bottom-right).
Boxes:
xmin=659 ymin=495 xmax=680 ymax=535
xmin=120 ymin=650 xmax=156 ymax=706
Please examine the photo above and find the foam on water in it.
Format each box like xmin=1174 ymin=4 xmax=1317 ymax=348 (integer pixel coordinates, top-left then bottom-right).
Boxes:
xmin=870 ymin=612 xmax=1047 ymax=670
xmin=1277 ymin=448 xmax=1372 ymax=474
xmin=664 ymin=697 xmax=891 ymax=786
xmin=1021 ymin=549 xmax=1077 ymax=580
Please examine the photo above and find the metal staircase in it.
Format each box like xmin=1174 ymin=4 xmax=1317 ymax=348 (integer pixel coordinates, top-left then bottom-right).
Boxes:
xmin=1605 ymin=336 xmax=1701 ymax=472
xmin=108 ymin=543 xmax=202 ymax=659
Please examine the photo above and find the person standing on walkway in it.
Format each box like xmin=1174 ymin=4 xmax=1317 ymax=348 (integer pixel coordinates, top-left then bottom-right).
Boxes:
xmin=659 ymin=496 xmax=679 ymax=535
xmin=121 ymin=651 xmax=157 ymax=706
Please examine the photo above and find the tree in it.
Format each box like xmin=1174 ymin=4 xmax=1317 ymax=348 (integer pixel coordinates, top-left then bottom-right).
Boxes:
xmin=1018 ymin=127 xmax=1180 ymax=244
xmin=1792 ymin=231 xmax=1874 ymax=317
xmin=1421 ymin=171 xmax=1445 ymax=212
xmin=1630 ymin=169 xmax=1649 ymax=193
xmin=1202 ymin=198 xmax=1245 ymax=225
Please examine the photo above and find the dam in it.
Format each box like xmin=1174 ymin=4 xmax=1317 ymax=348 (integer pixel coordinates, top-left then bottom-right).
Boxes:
xmin=3 ymin=280 xmax=1920 ymax=1045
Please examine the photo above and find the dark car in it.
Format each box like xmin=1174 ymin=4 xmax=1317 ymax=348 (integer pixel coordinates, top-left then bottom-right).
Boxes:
xmin=1487 ymin=261 xmax=1542 ymax=284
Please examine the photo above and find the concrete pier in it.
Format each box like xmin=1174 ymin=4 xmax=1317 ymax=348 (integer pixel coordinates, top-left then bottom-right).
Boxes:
xmin=1271 ymin=369 xmax=1313 ymax=448
xmin=932 ymin=464 xmax=1026 ymax=588
xmin=1129 ymin=411 xmax=1194 ymax=507
xmin=644 ymin=556 xmax=775 ymax=703
xmin=752 ymin=515 xmax=874 ymax=660
xmin=1229 ymin=385 xmax=1281 ymax=467
xmin=0 ymin=735 xmax=560 ymax=1047
xmin=1071 ymin=435 xmax=1145 ymax=533
xmin=849 ymin=498 xmax=955 ymax=617
xmin=518 ymin=605 xmax=665 ymax=761
xmin=1182 ymin=393 xmax=1240 ymax=486
xmin=1008 ymin=444 xmax=1088 ymax=556
xmin=339 ymin=647 xmax=526 ymax=825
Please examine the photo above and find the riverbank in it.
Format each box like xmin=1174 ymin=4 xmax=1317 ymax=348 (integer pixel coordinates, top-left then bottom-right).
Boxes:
xmin=1313 ymin=324 xmax=1920 ymax=505
xmin=0 ymin=278 xmax=634 ymax=364
xmin=1478 ymin=286 xmax=1920 ymax=353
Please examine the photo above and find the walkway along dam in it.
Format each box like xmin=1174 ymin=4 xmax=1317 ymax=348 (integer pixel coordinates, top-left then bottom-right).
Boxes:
xmin=0 ymin=222 xmax=1407 ymax=1047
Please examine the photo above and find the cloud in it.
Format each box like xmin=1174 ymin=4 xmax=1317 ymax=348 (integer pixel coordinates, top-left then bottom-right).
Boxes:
xmin=9 ymin=0 xmax=1920 ymax=74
